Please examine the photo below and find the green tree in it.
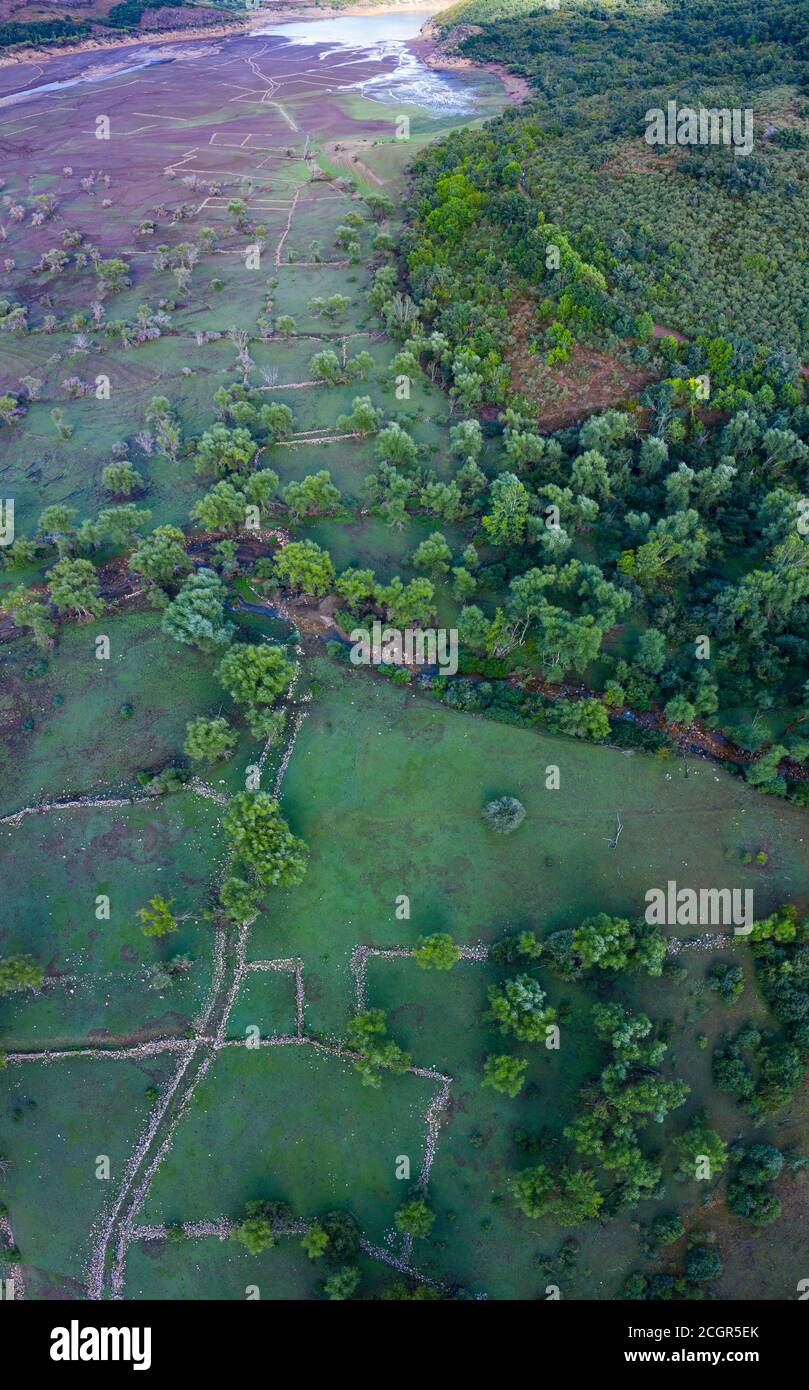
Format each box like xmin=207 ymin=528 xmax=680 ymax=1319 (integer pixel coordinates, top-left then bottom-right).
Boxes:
xmin=37 ymin=505 xmax=77 ymax=556
xmin=322 ymin=1266 xmax=360 ymax=1300
xmin=5 ymin=586 xmax=56 ymax=649
xmin=216 ymin=643 xmax=294 ymax=714
xmin=222 ymin=792 xmax=308 ymax=888
xmin=218 ymin=876 xmax=263 ymax=923
xmin=47 ymin=557 xmax=103 ymax=618
xmin=482 ymin=1053 xmax=528 ymax=1099
xmin=345 ymin=1009 xmax=412 ymax=1088
xmin=411 ymin=531 xmax=451 ymax=576
xmin=487 ymin=974 xmax=556 ymax=1043
xmin=301 ymin=1222 xmax=329 ymax=1260
xmin=376 ymin=576 xmax=435 ymax=627
xmin=194 ymin=425 xmax=257 ymax=479
xmin=102 ymin=460 xmax=143 ymax=496
xmin=191 ymin=480 xmax=247 ymax=534
xmin=664 ymin=695 xmax=696 ymax=726
xmin=685 ymin=1246 xmax=722 ymax=1282
xmin=375 ymin=422 xmax=418 ymax=469
xmin=136 ymin=895 xmax=178 ymax=938
xmin=281 ymin=472 xmax=342 ymax=519
xmin=232 ymin=1216 xmax=275 ymax=1255
xmin=0 ymin=954 xmax=43 ymax=995
xmin=274 ymin=541 xmax=335 ymax=597
xmin=412 ymin=933 xmax=460 ymax=971
xmin=161 ymin=569 xmax=233 ymax=653
xmin=672 ymin=1113 xmax=728 ymax=1182
xmin=183 ymin=715 xmax=237 ymax=764
xmin=130 ymin=525 xmax=189 ymax=588
xmin=394 ymin=1199 xmax=434 ymax=1240
xmin=511 ymin=1164 xmax=603 ymax=1224
xmin=482 ymin=473 xmax=531 ymax=545
xmin=309 ymin=349 xmax=345 ymax=385
xmin=558 ymin=698 xmax=610 ymax=740
xmin=336 ymin=396 xmax=383 ymax=436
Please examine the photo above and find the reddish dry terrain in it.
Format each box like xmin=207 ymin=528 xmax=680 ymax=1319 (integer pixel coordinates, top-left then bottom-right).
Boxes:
xmin=505 ymin=296 xmax=653 ymax=430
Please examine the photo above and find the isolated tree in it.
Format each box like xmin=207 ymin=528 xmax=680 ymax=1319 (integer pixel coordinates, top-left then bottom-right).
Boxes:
xmin=412 ymin=933 xmax=460 ymax=971
xmin=309 ymin=349 xmax=344 ymax=385
xmin=281 ymin=471 xmax=342 ymax=519
xmin=222 ymin=792 xmax=308 ymax=888
xmin=216 ymin=643 xmax=294 ymax=711
xmin=394 ymin=1199 xmax=434 ymax=1240
xmin=336 ymin=396 xmax=382 ymax=436
xmin=482 ymin=1054 xmax=527 ymax=1099
xmin=482 ymin=797 xmax=525 ymax=834
xmin=137 ymin=895 xmax=178 ymax=938
xmin=162 ymin=569 xmax=233 ymax=652
xmin=96 ymin=257 xmax=131 ymax=296
xmin=0 ymin=954 xmax=43 ymax=996
xmin=345 ymin=1009 xmax=411 ymax=1088
xmin=183 ymin=715 xmax=237 ymax=764
xmin=102 ymin=460 xmax=144 ymax=497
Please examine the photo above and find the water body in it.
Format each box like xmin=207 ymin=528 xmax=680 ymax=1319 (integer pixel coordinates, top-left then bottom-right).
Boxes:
xmin=256 ymin=10 xmax=479 ymax=116
xmin=1 ymin=10 xmax=481 ymax=117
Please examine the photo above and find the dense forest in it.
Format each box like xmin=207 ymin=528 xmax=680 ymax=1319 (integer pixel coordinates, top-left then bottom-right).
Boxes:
xmin=385 ymin=0 xmax=809 ymax=779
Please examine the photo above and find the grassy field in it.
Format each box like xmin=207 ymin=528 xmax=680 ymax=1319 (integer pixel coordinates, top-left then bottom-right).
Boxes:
xmin=1 ymin=14 xmax=808 ymax=1304
xmin=0 ymin=795 xmax=225 ymax=1048
xmin=139 ymin=1043 xmax=436 ymax=1243
xmin=257 ymin=655 xmax=809 ymax=1038
xmin=0 ymin=1054 xmax=177 ymax=1298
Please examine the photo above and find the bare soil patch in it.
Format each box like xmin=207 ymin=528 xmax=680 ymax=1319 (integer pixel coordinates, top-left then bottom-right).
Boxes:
xmin=505 ymin=297 xmax=653 ymax=430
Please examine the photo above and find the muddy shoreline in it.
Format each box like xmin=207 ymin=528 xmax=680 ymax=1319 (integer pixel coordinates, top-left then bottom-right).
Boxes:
xmin=0 ymin=3 xmax=446 ymax=70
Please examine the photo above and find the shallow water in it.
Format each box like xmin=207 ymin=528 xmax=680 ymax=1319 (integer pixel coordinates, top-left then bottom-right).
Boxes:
xmin=256 ymin=9 xmax=479 ymax=116
xmin=1 ymin=9 xmax=481 ymax=118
